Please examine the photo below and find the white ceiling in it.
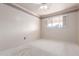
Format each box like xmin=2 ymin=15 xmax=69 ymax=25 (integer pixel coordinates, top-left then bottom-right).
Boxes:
xmin=17 ymin=3 xmax=79 ymax=15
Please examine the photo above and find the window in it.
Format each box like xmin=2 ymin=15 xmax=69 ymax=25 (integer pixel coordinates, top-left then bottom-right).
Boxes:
xmin=47 ymin=16 xmax=63 ymax=29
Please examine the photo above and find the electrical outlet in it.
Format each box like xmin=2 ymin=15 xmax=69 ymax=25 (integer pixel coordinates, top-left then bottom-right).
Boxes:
xmin=24 ymin=37 xmax=26 ymax=40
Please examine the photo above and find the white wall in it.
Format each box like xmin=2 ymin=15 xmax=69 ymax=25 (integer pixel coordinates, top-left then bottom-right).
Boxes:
xmin=0 ymin=4 xmax=40 ymax=50
xmin=41 ymin=12 xmax=78 ymax=43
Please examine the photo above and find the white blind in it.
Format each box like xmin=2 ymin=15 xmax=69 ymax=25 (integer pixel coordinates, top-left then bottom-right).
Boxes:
xmin=47 ymin=15 xmax=63 ymax=28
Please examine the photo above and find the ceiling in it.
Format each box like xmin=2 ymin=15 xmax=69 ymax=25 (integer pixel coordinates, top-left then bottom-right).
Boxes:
xmin=15 ymin=3 xmax=79 ymax=18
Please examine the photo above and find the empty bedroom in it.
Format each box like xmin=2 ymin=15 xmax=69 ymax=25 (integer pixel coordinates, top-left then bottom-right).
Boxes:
xmin=0 ymin=3 xmax=79 ymax=56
